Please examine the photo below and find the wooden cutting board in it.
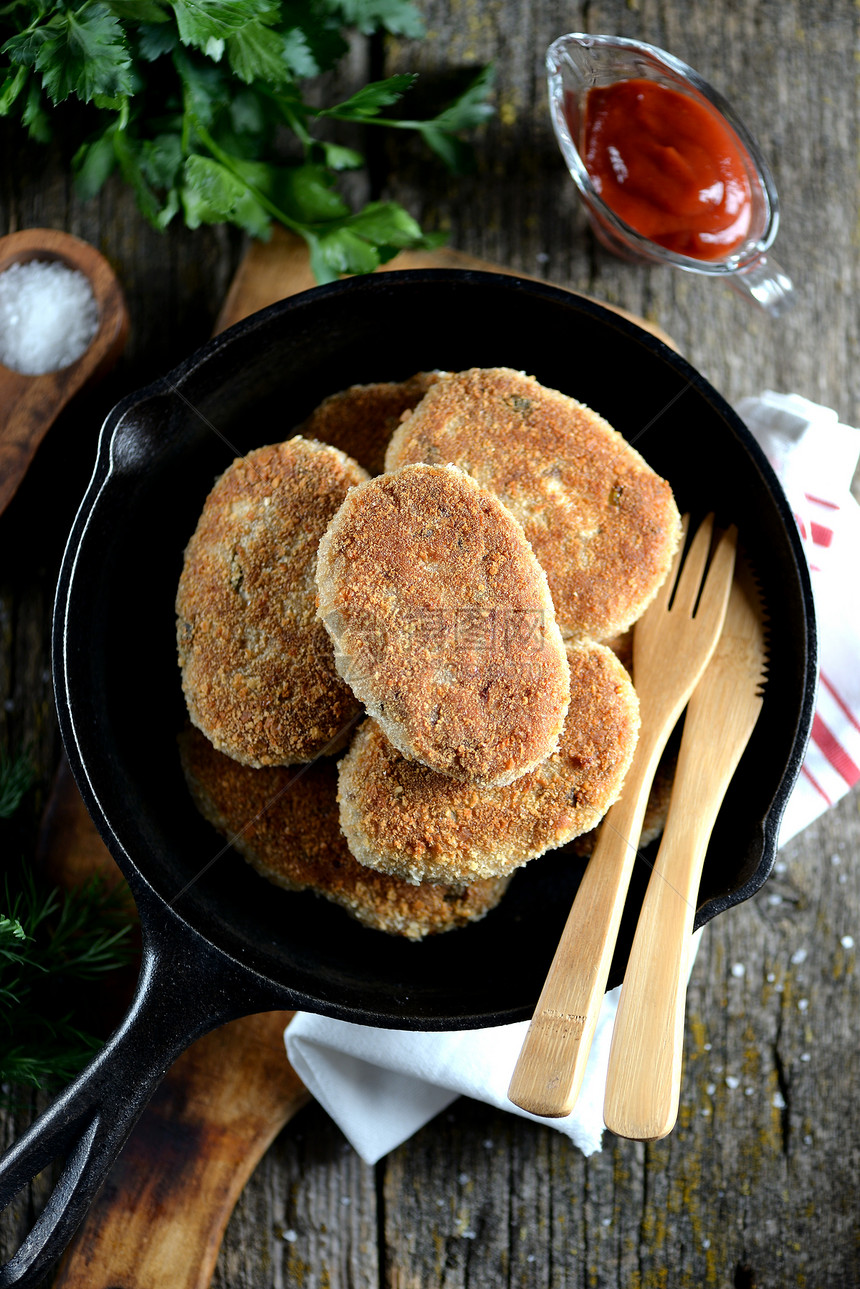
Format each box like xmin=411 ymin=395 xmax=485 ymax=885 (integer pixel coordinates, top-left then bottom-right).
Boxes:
xmin=214 ymin=228 xmax=674 ymax=345
xmin=48 ymin=230 xmax=673 ymax=1288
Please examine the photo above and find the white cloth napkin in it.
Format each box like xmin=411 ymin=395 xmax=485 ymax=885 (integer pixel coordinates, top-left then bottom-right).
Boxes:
xmin=286 ymin=392 xmax=860 ymax=1165
xmin=287 ymin=988 xmax=620 ymax=1163
xmin=734 ymin=392 xmax=860 ymax=843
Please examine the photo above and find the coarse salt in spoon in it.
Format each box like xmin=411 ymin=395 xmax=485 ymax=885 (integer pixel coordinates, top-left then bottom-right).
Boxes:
xmin=0 ymin=228 xmax=129 ymax=517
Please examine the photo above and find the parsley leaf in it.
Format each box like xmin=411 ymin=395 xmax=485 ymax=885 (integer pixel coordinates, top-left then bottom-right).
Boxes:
xmin=329 ymin=0 xmax=425 ymax=38
xmin=423 ymin=61 xmax=495 ymax=133
xmin=226 ymin=22 xmax=298 ymax=87
xmin=37 ymin=5 xmax=134 ymax=104
xmin=320 ymin=72 xmax=415 ymax=118
xmin=105 ymin=1 xmax=172 ymax=22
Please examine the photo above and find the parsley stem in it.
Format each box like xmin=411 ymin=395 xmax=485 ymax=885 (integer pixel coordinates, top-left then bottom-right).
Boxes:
xmin=258 ymin=86 xmax=428 ymax=135
xmin=190 ymin=115 xmax=305 ymax=234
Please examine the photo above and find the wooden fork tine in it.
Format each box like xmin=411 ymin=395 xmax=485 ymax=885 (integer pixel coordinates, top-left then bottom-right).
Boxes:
xmin=649 ymin=514 xmax=690 ymax=613
xmin=695 ymin=524 xmax=739 ymax=626
xmin=669 ymin=513 xmax=715 ymax=617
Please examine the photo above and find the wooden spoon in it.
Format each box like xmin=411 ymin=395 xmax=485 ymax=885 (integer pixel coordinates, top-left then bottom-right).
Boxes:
xmin=0 ymin=228 xmax=129 ymax=517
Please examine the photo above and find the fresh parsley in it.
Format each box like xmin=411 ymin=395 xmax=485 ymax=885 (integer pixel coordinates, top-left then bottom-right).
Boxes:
xmin=0 ymin=1 xmax=495 ymax=282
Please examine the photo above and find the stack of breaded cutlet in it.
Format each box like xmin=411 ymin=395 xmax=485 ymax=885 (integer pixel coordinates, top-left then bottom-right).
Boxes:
xmin=176 ymin=368 xmax=681 ymax=940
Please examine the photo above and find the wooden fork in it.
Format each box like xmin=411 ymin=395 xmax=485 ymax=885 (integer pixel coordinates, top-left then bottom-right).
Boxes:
xmin=603 ymin=560 xmax=766 ymax=1140
xmin=507 ymin=514 xmax=737 ymax=1119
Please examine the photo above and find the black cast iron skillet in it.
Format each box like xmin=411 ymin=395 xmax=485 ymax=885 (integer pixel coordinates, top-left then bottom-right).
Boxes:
xmin=0 ymin=271 xmax=816 ymax=1286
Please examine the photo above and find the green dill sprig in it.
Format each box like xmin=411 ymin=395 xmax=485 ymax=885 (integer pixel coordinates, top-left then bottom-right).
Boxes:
xmin=1 ymin=739 xmax=136 ymax=1104
xmin=0 ymin=0 xmax=495 ymax=282
xmin=1 ymin=864 xmax=136 ymax=1098
xmin=0 ymin=748 xmax=35 ymax=820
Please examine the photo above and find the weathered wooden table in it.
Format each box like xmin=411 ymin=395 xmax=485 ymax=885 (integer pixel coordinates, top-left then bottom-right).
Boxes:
xmin=2 ymin=2 xmax=859 ymax=1286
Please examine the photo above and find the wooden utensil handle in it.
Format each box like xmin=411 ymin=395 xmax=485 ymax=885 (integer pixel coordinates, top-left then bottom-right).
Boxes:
xmin=507 ymin=722 xmax=669 ymax=1118
xmin=603 ymin=662 xmax=764 ymax=1141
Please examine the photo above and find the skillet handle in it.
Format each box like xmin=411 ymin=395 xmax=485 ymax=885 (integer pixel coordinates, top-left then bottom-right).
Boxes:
xmin=0 ymin=917 xmax=273 ymax=1289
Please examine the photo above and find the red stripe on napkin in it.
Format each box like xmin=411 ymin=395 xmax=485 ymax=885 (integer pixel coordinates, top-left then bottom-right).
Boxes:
xmin=805 ymin=493 xmax=840 ymax=511
xmin=820 ymin=672 xmax=860 ymax=735
xmin=801 ymin=762 xmax=832 ymax=806
xmin=811 ymin=714 xmax=860 ymax=787
xmin=810 ymin=522 xmax=833 ymax=548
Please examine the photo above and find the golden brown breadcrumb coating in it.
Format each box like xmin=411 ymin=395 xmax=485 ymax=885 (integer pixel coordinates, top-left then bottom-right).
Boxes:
xmin=295 ymin=373 xmax=438 ymax=476
xmin=316 ymin=462 xmax=571 ymax=788
xmin=176 ymin=436 xmax=367 ymax=768
xmin=178 ymin=726 xmax=510 ymax=938
xmin=337 ymin=640 xmax=640 ymax=885
xmin=385 ymin=367 xmax=682 ymax=641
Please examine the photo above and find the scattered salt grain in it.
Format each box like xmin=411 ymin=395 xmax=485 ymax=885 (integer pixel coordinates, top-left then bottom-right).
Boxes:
xmin=841 ymin=935 xmax=855 ymax=949
xmin=731 ymin=962 xmax=746 ymax=978
xmin=797 ymin=998 xmax=809 ymax=1011
xmin=0 ymin=259 xmax=99 ymax=374
xmin=725 ymin=1075 xmax=740 ymax=1089
xmin=772 ymin=1091 xmax=786 ymax=1109
xmin=281 ymin=1228 xmax=298 ymax=1243
xmin=790 ymin=948 xmax=808 ymax=965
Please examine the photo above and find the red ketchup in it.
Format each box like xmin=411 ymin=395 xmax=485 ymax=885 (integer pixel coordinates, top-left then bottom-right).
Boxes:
xmin=577 ymin=78 xmax=753 ymax=260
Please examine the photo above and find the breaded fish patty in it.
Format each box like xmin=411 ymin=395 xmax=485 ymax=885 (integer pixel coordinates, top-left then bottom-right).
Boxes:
xmin=178 ymin=727 xmax=510 ymax=939
xmin=385 ymin=367 xmax=682 ymax=641
xmin=338 ymin=640 xmax=640 ymax=885
xmin=296 ymin=373 xmax=438 ymax=476
xmin=176 ymin=436 xmax=367 ymax=768
xmin=316 ymin=462 xmax=571 ymax=788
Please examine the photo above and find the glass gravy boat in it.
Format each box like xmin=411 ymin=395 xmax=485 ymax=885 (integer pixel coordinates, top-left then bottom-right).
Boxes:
xmin=547 ymin=33 xmax=793 ymax=316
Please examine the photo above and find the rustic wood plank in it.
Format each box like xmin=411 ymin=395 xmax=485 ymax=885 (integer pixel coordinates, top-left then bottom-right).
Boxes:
xmin=210 ymin=1101 xmax=380 ymax=1289
xmin=2 ymin=2 xmax=860 ymax=1287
